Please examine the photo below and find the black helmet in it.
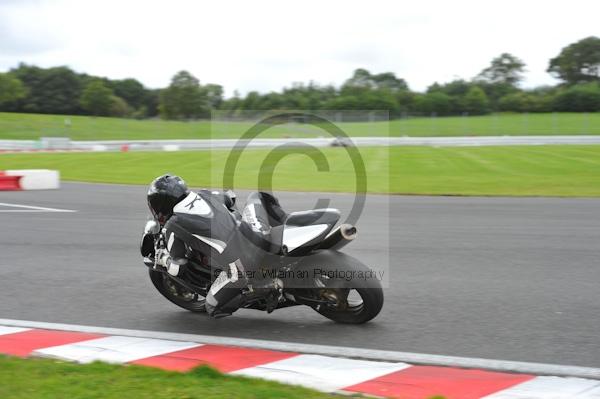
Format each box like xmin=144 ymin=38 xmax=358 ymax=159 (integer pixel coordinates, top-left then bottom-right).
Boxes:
xmin=147 ymin=174 xmax=189 ymax=223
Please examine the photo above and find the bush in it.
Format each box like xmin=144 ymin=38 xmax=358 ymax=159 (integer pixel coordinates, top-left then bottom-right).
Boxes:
xmin=159 ymin=71 xmax=209 ymax=120
xmin=323 ymin=95 xmax=361 ymax=110
xmin=499 ymin=93 xmax=529 ymax=112
xmin=0 ymin=73 xmax=27 ymax=107
xmin=499 ymin=92 xmax=556 ymax=113
xmin=552 ymin=83 xmax=600 ymax=112
xmin=463 ymin=86 xmax=490 ymax=115
xmin=414 ymin=92 xmax=452 ymax=115
xmin=361 ymin=89 xmax=399 ymax=112
xmin=80 ymin=80 xmax=114 ymax=116
xmin=109 ymin=95 xmax=132 ymax=117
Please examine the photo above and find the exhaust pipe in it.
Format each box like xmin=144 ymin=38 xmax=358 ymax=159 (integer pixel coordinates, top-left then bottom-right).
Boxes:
xmin=319 ymin=224 xmax=357 ymax=251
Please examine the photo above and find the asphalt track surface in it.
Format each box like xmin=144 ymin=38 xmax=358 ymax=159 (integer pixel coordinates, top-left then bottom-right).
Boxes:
xmin=1 ymin=183 xmax=599 ymax=368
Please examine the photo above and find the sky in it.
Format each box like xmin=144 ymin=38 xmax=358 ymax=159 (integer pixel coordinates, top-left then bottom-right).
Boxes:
xmin=0 ymin=0 xmax=599 ymax=97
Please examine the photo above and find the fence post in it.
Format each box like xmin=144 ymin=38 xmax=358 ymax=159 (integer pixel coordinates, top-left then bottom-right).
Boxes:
xmin=492 ymin=113 xmax=498 ymax=136
xmin=522 ymin=112 xmax=529 ymax=135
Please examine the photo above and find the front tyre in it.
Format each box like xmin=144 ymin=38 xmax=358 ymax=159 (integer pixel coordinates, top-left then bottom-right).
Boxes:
xmin=149 ymin=269 xmax=207 ymax=313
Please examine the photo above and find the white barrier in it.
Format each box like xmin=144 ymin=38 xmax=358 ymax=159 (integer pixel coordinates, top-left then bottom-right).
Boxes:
xmin=2 ymin=136 xmax=600 ymax=152
xmin=0 ymin=170 xmax=60 ymax=190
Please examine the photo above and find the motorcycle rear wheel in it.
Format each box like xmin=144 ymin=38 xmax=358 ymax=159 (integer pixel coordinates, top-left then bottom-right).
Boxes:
xmin=290 ymin=250 xmax=384 ymax=324
xmin=315 ymin=280 xmax=383 ymax=324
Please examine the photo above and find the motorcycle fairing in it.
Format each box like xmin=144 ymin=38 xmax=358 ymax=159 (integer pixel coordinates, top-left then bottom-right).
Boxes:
xmin=282 ymin=224 xmax=330 ymax=252
xmin=281 ymin=208 xmax=340 ymax=255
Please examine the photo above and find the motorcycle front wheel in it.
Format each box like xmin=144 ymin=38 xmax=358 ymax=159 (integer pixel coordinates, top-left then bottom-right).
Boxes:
xmin=149 ymin=269 xmax=207 ymax=313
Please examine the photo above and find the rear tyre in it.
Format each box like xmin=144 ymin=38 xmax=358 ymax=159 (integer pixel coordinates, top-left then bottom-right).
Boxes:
xmin=294 ymin=251 xmax=384 ymax=324
xmin=315 ymin=279 xmax=384 ymax=324
xmin=149 ymin=269 xmax=207 ymax=313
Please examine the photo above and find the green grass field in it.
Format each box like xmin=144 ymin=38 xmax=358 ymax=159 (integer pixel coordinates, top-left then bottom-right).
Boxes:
xmin=1 ymin=112 xmax=599 ymax=140
xmin=2 ymin=145 xmax=599 ymax=196
xmin=0 ymin=356 xmax=334 ymax=399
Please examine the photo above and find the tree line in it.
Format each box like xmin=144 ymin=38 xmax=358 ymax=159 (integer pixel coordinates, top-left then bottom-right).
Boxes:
xmin=0 ymin=36 xmax=599 ymax=120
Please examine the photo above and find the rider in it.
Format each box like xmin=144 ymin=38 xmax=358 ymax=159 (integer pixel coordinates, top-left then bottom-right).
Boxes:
xmin=146 ymin=174 xmax=286 ymax=318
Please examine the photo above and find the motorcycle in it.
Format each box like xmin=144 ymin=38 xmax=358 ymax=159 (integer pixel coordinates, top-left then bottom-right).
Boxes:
xmin=140 ymin=191 xmax=384 ymax=324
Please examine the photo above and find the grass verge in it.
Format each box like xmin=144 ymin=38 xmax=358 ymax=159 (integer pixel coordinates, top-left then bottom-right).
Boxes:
xmin=0 ymin=355 xmax=334 ymax=399
xmin=1 ymin=145 xmax=599 ymax=196
xmin=1 ymin=112 xmax=600 ymax=140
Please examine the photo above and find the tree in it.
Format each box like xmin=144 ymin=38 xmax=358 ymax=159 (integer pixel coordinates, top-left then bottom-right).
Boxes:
xmin=463 ymin=86 xmax=490 ymax=115
xmin=80 ymin=80 xmax=115 ymax=116
xmin=414 ymin=92 xmax=452 ymax=115
xmin=159 ymin=71 xmax=208 ymax=119
xmin=342 ymin=69 xmax=408 ymax=93
xmin=109 ymin=95 xmax=132 ymax=117
xmin=548 ymin=37 xmax=600 ymax=84
xmin=279 ymin=82 xmax=337 ymax=110
xmin=498 ymin=92 xmax=536 ymax=112
xmin=370 ymin=72 xmax=409 ymax=91
xmin=427 ymin=80 xmax=475 ymax=114
xmin=110 ymin=78 xmax=148 ymax=110
xmin=145 ymin=89 xmax=160 ymax=117
xmin=0 ymin=73 xmax=26 ymax=107
xmin=11 ymin=64 xmax=83 ymax=114
xmin=330 ymin=69 xmax=406 ymax=115
xmin=427 ymin=79 xmax=472 ymax=97
xmin=526 ymin=86 xmax=556 ymax=112
xmin=219 ymin=90 xmax=242 ymax=113
xmin=343 ymin=68 xmax=373 ymax=89
xmin=477 ymin=53 xmax=526 ymax=86
xmin=241 ymin=91 xmax=261 ymax=110
xmin=360 ymin=89 xmax=399 ymax=111
xmin=395 ymin=90 xmax=415 ymax=114
xmin=204 ymin=83 xmax=224 ymax=109
xmin=255 ymin=92 xmax=283 ymax=110
xmin=323 ymin=95 xmax=361 ymax=110
xmin=477 ymin=81 xmax=518 ymax=106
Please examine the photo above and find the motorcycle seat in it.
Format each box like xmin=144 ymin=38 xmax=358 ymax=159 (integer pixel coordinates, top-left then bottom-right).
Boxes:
xmin=240 ymin=193 xmax=340 ymax=255
xmin=285 ymin=208 xmax=340 ymax=227
xmin=247 ymin=209 xmax=340 ymax=255
xmin=278 ymin=209 xmax=340 ymax=254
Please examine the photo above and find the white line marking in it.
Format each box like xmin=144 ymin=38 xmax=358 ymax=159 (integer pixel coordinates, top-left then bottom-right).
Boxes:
xmin=578 ymin=384 xmax=600 ymax=398
xmin=0 ymin=202 xmax=77 ymax=213
xmin=35 ymin=336 xmax=202 ymax=364
xmin=0 ymin=319 xmax=599 ymax=380
xmin=233 ymin=354 xmax=410 ymax=392
xmin=482 ymin=376 xmax=600 ymax=398
xmin=0 ymin=326 xmax=31 ymax=335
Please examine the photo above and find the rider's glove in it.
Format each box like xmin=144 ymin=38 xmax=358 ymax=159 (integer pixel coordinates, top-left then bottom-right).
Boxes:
xmin=155 ymin=248 xmax=186 ymax=277
xmin=155 ymin=248 xmax=171 ymax=268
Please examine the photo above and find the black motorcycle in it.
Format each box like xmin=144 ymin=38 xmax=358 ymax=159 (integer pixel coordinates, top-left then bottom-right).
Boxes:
xmin=140 ymin=191 xmax=383 ymax=324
